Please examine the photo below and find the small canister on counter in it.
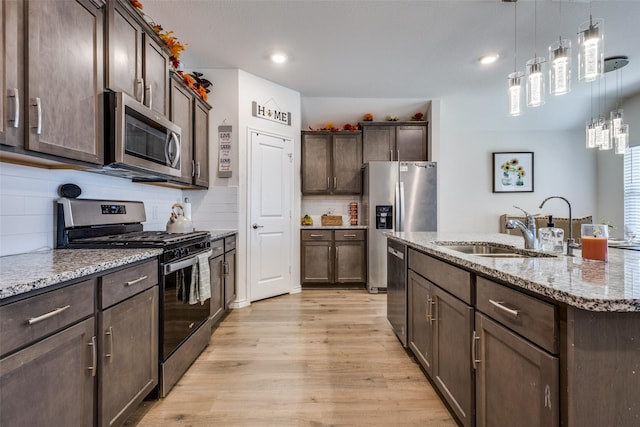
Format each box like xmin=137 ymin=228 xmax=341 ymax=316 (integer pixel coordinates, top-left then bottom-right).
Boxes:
xmin=349 ymin=202 xmax=358 ymax=225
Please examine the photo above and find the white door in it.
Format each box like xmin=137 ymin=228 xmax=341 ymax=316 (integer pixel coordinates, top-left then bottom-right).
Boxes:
xmin=249 ymin=130 xmax=293 ymax=301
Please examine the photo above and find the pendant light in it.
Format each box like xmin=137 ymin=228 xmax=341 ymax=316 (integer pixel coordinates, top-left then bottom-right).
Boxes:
xmin=606 ymin=56 xmax=629 ymax=151
xmin=548 ymin=1 xmax=571 ymax=96
xmin=507 ymin=0 xmax=523 ymax=117
xmin=526 ymin=0 xmax=545 ymax=107
xmin=578 ymin=2 xmax=604 ymax=82
xmin=615 ymin=124 xmax=630 ymax=155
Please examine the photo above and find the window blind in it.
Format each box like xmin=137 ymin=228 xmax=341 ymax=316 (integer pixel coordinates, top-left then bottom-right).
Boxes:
xmin=624 ymin=145 xmax=640 ymax=234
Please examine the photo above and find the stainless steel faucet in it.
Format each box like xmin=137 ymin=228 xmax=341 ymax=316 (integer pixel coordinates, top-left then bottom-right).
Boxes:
xmin=539 ymin=195 xmax=579 ymax=256
xmin=505 ymin=205 xmax=537 ymax=249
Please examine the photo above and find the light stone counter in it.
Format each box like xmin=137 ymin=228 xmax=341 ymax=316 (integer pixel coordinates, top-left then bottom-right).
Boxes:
xmin=387 ymin=231 xmax=640 ymax=312
xmin=207 ymin=229 xmax=237 ymax=240
xmin=300 ymin=225 xmax=368 ymax=230
xmin=0 ymin=248 xmax=162 ymax=301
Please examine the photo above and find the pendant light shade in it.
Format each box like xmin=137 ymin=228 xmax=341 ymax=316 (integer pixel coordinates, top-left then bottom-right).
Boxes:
xmin=586 ymin=120 xmax=597 ymax=149
xmin=614 ymin=124 xmax=629 ymax=154
xmin=578 ymin=17 xmax=604 ymax=82
xmin=526 ymin=57 xmax=546 ymax=107
xmin=508 ymin=72 xmax=524 ymax=116
xmin=598 ymin=119 xmax=613 ymax=150
xmin=611 ymin=109 xmax=623 ymax=138
xmin=549 ymin=38 xmax=571 ymax=95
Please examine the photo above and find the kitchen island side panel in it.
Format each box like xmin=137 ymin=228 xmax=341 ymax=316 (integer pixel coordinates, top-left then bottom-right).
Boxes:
xmin=564 ymin=307 xmax=640 ymax=427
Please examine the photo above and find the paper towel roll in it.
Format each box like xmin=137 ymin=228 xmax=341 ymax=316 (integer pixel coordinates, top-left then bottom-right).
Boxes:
xmin=183 ymin=198 xmax=192 ymax=220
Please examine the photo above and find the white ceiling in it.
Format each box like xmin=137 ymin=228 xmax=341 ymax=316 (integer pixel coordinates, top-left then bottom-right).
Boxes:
xmin=142 ymin=0 xmax=640 ymax=131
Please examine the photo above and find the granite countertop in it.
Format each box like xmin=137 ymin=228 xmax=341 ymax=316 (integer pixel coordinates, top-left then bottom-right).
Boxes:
xmin=207 ymin=229 xmax=238 ymax=240
xmin=387 ymin=232 xmax=640 ymax=312
xmin=0 ymin=248 xmax=162 ymax=301
xmin=300 ymin=225 xmax=368 ymax=230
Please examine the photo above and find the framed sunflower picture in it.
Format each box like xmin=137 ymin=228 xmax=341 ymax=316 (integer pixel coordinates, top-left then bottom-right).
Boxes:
xmin=492 ymin=152 xmax=534 ymax=193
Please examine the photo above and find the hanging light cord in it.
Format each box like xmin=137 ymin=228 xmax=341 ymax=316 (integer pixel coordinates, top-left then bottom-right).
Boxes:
xmin=533 ymin=0 xmax=537 ymax=58
xmin=513 ymin=1 xmax=517 ymax=72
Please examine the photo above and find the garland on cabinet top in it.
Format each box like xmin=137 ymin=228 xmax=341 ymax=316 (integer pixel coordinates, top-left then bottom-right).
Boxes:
xmin=309 ymin=112 xmax=425 ymax=132
xmin=129 ymin=0 xmax=211 ymax=102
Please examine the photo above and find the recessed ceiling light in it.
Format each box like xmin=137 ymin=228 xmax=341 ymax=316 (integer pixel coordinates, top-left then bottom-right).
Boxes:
xmin=270 ymin=52 xmax=288 ymax=64
xmin=479 ymin=54 xmax=499 ymax=65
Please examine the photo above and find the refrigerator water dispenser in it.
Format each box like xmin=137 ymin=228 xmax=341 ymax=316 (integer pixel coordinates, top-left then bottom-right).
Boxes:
xmin=376 ymin=205 xmax=393 ymax=229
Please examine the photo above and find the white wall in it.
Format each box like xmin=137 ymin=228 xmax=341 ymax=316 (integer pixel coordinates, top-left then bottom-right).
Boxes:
xmin=237 ymin=70 xmax=302 ymax=305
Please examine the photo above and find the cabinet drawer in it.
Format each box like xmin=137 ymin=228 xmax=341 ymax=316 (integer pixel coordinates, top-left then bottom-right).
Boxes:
xmin=0 ymin=279 xmax=95 ymax=356
xmin=476 ymin=276 xmax=557 ymax=354
xmin=408 ymin=249 xmax=473 ymax=304
xmin=210 ymin=238 xmax=224 ymax=258
xmin=334 ymin=230 xmax=365 ymax=241
xmin=100 ymin=259 xmax=158 ymax=309
xmin=224 ymin=235 xmax=236 ymax=251
xmin=301 ymin=230 xmax=332 ymax=241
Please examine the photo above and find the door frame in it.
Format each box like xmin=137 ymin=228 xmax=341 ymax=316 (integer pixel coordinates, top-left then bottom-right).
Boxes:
xmin=246 ymin=127 xmax=298 ymax=303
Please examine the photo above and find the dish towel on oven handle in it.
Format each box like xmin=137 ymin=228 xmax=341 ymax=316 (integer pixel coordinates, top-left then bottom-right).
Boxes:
xmin=189 ymin=250 xmax=212 ymax=305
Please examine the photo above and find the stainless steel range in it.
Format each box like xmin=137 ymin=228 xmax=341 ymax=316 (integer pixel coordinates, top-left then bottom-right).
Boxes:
xmin=56 ymin=197 xmax=213 ymax=397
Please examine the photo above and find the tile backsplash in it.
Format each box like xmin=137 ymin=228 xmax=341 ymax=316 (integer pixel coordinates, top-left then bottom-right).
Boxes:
xmin=301 ymin=195 xmax=361 ymax=226
xmin=0 ymin=163 xmax=238 ymax=257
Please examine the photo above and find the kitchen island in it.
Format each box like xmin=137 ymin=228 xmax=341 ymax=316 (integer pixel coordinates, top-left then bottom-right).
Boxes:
xmin=387 ymin=231 xmax=639 ymax=427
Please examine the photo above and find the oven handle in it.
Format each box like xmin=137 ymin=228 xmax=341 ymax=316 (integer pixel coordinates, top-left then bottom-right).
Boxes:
xmin=164 ymin=256 xmax=197 ymax=275
xmin=163 ymin=249 xmax=213 ymax=275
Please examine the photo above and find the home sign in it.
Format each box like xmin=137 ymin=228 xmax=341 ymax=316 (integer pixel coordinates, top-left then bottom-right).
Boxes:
xmin=252 ymin=101 xmax=291 ymax=126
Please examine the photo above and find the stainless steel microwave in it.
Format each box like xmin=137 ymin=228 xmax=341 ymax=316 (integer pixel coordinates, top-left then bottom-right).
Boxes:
xmin=102 ymin=91 xmax=182 ymax=180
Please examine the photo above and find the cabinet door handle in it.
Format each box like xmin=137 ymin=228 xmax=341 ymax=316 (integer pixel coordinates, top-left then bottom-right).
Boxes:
xmin=327 ymin=177 xmax=330 ymax=190
xmin=192 ymin=160 xmax=196 ymax=177
xmin=333 ymin=177 xmax=337 ymax=189
xmin=488 ymin=299 xmax=520 ymax=319
xmin=31 ymin=97 xmax=42 ymax=135
xmin=136 ymin=78 xmax=144 ymax=102
xmin=105 ymin=326 xmax=114 ymax=362
xmin=144 ymin=84 xmax=152 ymax=109
xmin=88 ymin=336 xmax=97 ymax=377
xmin=310 ymin=234 xmax=324 ymax=238
xmin=425 ymin=297 xmax=431 ymax=323
xmin=396 ymin=150 xmax=400 ymax=161
xmin=343 ymin=234 xmax=357 ymax=238
xmin=126 ymin=275 xmax=148 ymax=286
xmin=8 ymin=88 xmax=20 ymax=128
xmin=27 ymin=305 xmax=71 ymax=325
xmin=429 ymin=298 xmax=436 ymax=325
xmin=197 ymin=161 xmax=201 ymax=178
xmin=472 ymin=330 xmax=481 ymax=370
xmin=389 ymin=149 xmax=393 ymax=161
xmin=223 ymin=260 xmax=229 ymax=276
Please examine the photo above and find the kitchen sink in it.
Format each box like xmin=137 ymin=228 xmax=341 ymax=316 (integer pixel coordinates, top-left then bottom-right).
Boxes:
xmin=435 ymin=242 xmax=555 ymax=258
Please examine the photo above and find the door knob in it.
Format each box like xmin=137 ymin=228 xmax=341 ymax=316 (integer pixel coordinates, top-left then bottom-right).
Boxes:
xmin=252 ymin=223 xmax=264 ymax=229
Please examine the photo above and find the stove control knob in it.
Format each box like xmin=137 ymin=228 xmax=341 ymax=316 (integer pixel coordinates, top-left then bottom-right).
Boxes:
xmin=184 ymin=247 xmax=190 ymax=256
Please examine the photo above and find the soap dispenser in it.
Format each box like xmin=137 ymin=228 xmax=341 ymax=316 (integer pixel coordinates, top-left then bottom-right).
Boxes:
xmin=539 ymin=215 xmax=564 ymax=254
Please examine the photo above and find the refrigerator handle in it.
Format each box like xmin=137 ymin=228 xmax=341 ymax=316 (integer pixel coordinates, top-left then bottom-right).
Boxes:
xmin=399 ymin=182 xmax=405 ymax=232
xmin=394 ymin=183 xmax=399 ymax=231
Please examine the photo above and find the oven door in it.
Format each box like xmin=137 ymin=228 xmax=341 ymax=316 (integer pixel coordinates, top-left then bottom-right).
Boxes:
xmin=161 ymin=252 xmax=211 ymax=360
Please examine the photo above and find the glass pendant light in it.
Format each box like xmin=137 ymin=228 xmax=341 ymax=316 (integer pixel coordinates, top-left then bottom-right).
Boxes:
xmin=549 ymin=38 xmax=571 ymax=95
xmin=611 ymin=109 xmax=624 ymax=138
xmin=507 ymin=1 xmax=523 ymax=117
xmin=599 ymin=119 xmax=613 ymax=150
xmin=508 ymin=72 xmax=524 ymax=116
xmin=526 ymin=0 xmax=545 ymax=107
xmin=586 ymin=119 xmax=597 ymax=149
xmin=578 ymin=16 xmax=604 ymax=82
xmin=614 ymin=124 xmax=629 ymax=154
xmin=526 ymin=58 xmax=546 ymax=107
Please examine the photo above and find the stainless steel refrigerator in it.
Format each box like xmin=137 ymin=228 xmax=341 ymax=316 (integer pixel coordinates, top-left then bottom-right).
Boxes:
xmin=363 ymin=161 xmax=437 ymax=344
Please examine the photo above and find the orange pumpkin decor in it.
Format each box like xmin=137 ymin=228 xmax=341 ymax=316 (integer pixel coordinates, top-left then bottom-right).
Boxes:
xmin=363 ymin=113 xmax=374 ymax=121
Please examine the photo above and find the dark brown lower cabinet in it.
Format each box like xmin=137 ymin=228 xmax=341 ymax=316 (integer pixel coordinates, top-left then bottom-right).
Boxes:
xmin=474 ymin=313 xmax=559 ymax=427
xmin=301 ymin=229 xmax=366 ymax=285
xmin=99 ymin=286 xmax=158 ymax=427
xmin=209 ymin=239 xmax=225 ymax=323
xmin=432 ymin=285 xmax=474 ymax=427
xmin=0 ymin=317 xmax=96 ymax=427
xmin=408 ymin=270 xmax=434 ymax=376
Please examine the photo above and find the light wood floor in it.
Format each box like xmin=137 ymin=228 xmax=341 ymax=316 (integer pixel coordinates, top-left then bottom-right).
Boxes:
xmin=127 ymin=289 xmax=456 ymax=426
